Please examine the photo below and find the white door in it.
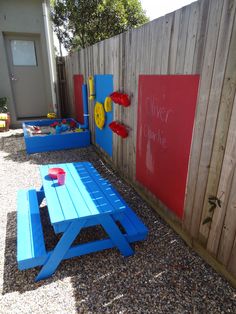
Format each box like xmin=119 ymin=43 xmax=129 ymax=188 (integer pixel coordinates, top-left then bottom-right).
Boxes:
xmin=5 ymin=34 xmax=48 ymax=118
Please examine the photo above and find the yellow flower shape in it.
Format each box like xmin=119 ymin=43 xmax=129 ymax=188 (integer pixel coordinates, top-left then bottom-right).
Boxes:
xmin=94 ymin=102 xmax=105 ymax=130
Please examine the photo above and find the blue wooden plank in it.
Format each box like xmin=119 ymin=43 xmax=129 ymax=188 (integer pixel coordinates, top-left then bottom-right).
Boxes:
xmin=113 ymin=210 xmax=148 ymax=240
xmin=36 ymin=219 xmax=87 ymax=281
xmin=72 ymin=163 xmax=116 ymax=214
xmin=28 ymin=190 xmax=47 ymax=258
xmin=98 ymin=215 xmax=134 ymax=257
xmin=17 ymin=189 xmax=47 ymax=270
xmin=23 ymin=227 xmax=145 ymax=270
xmin=18 ymin=256 xmax=47 ymax=270
xmin=82 ymin=162 xmax=127 ymax=212
xmin=73 ymin=162 xmax=123 ymax=213
xmin=20 ymin=227 xmax=146 ymax=271
xmin=47 ymin=164 xmax=81 ymax=221
xmin=65 ymin=238 xmax=114 ymax=258
xmin=79 ymin=162 xmax=148 ymax=236
xmin=85 ymin=169 xmax=122 ymax=206
xmin=113 ymin=212 xmax=138 ymax=236
xmin=37 ymin=190 xmax=45 ymax=205
xmin=120 ymin=206 xmax=149 ymax=236
xmin=41 ymin=163 xmax=73 ymax=223
xmin=64 ymin=163 xmax=100 ymax=217
xmin=40 ymin=166 xmax=65 ymax=224
xmin=17 ymin=190 xmax=33 ymax=263
xmin=83 ymin=164 xmax=148 ymax=235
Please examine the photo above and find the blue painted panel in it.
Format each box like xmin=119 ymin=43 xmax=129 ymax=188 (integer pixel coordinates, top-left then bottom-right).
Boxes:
xmin=94 ymin=75 xmax=113 ymax=157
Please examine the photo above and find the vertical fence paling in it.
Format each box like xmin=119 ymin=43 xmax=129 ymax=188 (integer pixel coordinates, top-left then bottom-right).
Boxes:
xmin=57 ymin=0 xmax=236 ymax=281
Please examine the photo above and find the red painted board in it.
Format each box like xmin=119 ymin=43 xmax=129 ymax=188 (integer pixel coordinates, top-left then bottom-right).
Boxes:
xmin=136 ymin=75 xmax=200 ymax=218
xmin=73 ymin=74 xmax=84 ymax=123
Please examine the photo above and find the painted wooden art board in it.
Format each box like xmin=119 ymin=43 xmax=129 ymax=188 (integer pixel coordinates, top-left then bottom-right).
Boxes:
xmin=73 ymin=74 xmax=84 ymax=123
xmin=136 ymin=75 xmax=199 ymax=217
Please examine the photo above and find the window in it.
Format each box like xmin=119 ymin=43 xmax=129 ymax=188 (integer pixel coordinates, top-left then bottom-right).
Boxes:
xmin=11 ymin=40 xmax=37 ymax=66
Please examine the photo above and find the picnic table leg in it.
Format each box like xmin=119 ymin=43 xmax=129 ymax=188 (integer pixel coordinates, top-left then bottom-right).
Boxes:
xmin=35 ymin=219 xmax=87 ymax=281
xmin=37 ymin=187 xmax=45 ymax=205
xmin=99 ymin=215 xmax=134 ymax=257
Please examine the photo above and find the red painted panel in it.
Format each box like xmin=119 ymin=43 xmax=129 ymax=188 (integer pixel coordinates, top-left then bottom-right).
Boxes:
xmin=136 ymin=75 xmax=200 ymax=218
xmin=73 ymin=74 xmax=84 ymax=123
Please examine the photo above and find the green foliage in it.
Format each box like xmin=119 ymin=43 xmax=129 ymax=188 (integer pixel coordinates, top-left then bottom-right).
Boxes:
xmin=202 ymin=195 xmax=222 ymax=225
xmin=51 ymin=0 xmax=149 ymax=51
xmin=0 ymin=97 xmax=8 ymax=113
xmin=202 ymin=216 xmax=212 ymax=225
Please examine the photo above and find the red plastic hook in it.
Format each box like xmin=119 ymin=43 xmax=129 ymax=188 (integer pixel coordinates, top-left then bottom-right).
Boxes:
xmin=109 ymin=121 xmax=129 ymax=138
xmin=110 ymin=92 xmax=130 ymax=107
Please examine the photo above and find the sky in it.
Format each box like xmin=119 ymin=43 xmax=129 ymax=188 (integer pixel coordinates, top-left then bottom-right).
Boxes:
xmin=140 ymin=0 xmax=195 ymax=20
xmin=140 ymin=0 xmax=196 ymax=21
xmin=55 ymin=0 xmax=195 ymax=56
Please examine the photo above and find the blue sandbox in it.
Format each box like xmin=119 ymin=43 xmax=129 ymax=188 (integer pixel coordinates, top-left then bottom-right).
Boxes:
xmin=23 ymin=119 xmax=90 ymax=154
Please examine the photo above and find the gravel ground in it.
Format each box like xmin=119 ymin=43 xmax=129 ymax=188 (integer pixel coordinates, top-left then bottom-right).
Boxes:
xmin=0 ymin=130 xmax=235 ymax=314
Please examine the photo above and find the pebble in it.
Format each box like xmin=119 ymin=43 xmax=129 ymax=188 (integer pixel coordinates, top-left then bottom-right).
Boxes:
xmin=0 ymin=130 xmax=235 ymax=313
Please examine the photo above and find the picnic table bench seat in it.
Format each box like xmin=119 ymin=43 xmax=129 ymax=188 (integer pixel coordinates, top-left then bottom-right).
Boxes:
xmin=17 ymin=189 xmax=47 ymax=270
xmin=113 ymin=207 xmax=148 ymax=242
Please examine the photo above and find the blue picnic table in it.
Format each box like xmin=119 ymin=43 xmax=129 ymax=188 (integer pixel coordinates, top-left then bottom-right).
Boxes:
xmin=17 ymin=162 xmax=148 ymax=281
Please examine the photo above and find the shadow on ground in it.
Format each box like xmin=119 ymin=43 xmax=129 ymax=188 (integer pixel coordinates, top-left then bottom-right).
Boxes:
xmin=2 ymin=134 xmax=236 ymax=313
xmin=3 ymin=203 xmax=236 ymax=313
xmin=0 ymin=130 xmax=100 ymax=166
xmin=2 ymin=142 xmax=99 ymax=166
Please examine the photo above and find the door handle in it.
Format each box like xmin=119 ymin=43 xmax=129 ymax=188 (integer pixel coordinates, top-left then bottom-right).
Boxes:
xmin=10 ymin=73 xmax=17 ymax=81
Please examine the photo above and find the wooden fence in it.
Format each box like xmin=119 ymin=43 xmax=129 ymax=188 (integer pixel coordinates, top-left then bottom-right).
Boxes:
xmin=61 ymin=0 xmax=236 ymax=286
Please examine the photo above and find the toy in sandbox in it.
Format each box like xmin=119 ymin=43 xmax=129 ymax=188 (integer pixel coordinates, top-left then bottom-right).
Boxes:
xmin=0 ymin=113 xmax=10 ymax=132
xmin=47 ymin=112 xmax=57 ymax=119
xmin=0 ymin=97 xmax=10 ymax=132
xmin=23 ymin=83 xmax=90 ymax=154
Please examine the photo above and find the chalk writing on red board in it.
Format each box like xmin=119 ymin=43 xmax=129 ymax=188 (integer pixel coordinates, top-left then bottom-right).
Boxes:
xmin=145 ymin=96 xmax=174 ymax=123
xmin=144 ymin=125 xmax=167 ymax=149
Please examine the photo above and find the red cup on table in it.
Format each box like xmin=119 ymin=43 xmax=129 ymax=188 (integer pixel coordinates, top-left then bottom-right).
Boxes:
xmin=57 ymin=170 xmax=66 ymax=185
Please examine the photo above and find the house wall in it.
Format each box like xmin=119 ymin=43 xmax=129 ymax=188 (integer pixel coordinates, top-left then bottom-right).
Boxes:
xmin=63 ymin=0 xmax=236 ymax=286
xmin=0 ymin=0 xmax=56 ymax=126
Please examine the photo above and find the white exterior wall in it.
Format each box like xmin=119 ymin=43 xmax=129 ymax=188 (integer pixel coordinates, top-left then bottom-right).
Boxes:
xmin=0 ymin=0 xmax=57 ymax=127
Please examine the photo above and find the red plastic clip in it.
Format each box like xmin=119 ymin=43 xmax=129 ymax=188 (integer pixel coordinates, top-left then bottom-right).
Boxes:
xmin=69 ymin=120 xmax=77 ymax=128
xmin=110 ymin=92 xmax=130 ymax=107
xmin=50 ymin=121 xmax=59 ymax=128
xmin=109 ymin=121 xmax=128 ymax=138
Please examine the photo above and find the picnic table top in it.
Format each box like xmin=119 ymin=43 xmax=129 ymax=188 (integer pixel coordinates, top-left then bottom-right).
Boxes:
xmin=40 ymin=162 xmax=128 ymax=226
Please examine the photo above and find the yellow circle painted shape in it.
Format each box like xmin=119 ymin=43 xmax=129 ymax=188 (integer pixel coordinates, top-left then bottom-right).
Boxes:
xmin=94 ymin=102 xmax=105 ymax=130
xmin=104 ymin=97 xmax=112 ymax=112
